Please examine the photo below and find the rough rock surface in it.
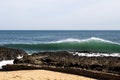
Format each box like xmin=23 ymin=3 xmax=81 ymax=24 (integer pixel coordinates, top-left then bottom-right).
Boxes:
xmin=0 ymin=47 xmax=28 ymax=61
xmin=14 ymin=51 xmax=120 ymax=75
xmin=2 ymin=64 xmax=120 ymax=80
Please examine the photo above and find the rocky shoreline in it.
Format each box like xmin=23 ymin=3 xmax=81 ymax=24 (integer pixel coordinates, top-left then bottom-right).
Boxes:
xmin=13 ymin=51 xmax=120 ymax=75
xmin=0 ymin=47 xmax=27 ymax=61
xmin=0 ymin=47 xmax=120 ymax=79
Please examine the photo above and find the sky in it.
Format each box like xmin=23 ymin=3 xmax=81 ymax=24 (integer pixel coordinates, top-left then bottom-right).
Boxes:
xmin=0 ymin=0 xmax=120 ymax=30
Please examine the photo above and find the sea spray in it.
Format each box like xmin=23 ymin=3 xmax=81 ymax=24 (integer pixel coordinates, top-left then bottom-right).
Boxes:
xmin=0 ymin=60 xmax=14 ymax=69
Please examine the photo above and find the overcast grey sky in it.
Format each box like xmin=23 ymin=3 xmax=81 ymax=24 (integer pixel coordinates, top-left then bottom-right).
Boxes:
xmin=0 ymin=0 xmax=120 ymax=30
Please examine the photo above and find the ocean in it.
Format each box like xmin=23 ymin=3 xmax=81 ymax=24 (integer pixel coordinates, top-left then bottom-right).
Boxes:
xmin=0 ymin=30 xmax=120 ymax=68
xmin=0 ymin=30 xmax=120 ymax=54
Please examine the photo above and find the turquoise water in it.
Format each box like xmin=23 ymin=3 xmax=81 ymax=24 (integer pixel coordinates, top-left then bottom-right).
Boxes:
xmin=0 ymin=30 xmax=120 ymax=53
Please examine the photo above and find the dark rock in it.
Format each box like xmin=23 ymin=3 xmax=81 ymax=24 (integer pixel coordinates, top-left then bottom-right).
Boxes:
xmin=14 ymin=55 xmax=44 ymax=65
xmin=14 ymin=51 xmax=120 ymax=75
xmin=0 ymin=47 xmax=28 ymax=61
xmin=2 ymin=64 xmax=120 ymax=80
xmin=2 ymin=64 xmax=40 ymax=71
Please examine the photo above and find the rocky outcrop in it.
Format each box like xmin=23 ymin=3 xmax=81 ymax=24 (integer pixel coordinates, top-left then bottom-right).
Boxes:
xmin=0 ymin=47 xmax=28 ymax=61
xmin=14 ymin=51 xmax=120 ymax=75
xmin=1 ymin=51 xmax=120 ymax=79
xmin=14 ymin=51 xmax=74 ymax=66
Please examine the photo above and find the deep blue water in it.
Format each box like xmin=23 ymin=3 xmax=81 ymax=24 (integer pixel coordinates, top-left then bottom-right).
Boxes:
xmin=0 ymin=30 xmax=120 ymax=53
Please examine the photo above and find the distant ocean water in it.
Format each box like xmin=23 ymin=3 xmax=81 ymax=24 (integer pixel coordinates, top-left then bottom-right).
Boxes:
xmin=0 ymin=30 xmax=120 ymax=54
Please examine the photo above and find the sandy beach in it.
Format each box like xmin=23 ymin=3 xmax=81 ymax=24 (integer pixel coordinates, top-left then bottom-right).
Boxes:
xmin=0 ymin=70 xmax=94 ymax=80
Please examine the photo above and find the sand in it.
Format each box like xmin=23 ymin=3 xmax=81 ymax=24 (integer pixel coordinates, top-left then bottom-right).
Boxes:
xmin=0 ymin=70 xmax=94 ymax=80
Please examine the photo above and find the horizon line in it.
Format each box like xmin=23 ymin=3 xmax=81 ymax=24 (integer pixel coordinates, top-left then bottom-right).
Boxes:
xmin=0 ymin=29 xmax=120 ymax=31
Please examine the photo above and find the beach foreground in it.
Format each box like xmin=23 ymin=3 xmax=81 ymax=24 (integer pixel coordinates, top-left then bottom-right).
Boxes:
xmin=0 ymin=70 xmax=94 ymax=80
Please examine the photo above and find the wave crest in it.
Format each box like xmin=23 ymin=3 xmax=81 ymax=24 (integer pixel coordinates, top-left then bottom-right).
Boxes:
xmin=2 ymin=37 xmax=120 ymax=53
xmin=50 ymin=37 xmax=119 ymax=45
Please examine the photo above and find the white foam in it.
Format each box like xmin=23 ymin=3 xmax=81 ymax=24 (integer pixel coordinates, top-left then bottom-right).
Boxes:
xmin=49 ymin=37 xmax=120 ymax=45
xmin=0 ymin=55 xmax=23 ymax=69
xmin=0 ymin=60 xmax=14 ymax=69
xmin=17 ymin=55 xmax=23 ymax=59
xmin=73 ymin=52 xmax=120 ymax=57
xmin=50 ymin=38 xmax=81 ymax=43
xmin=1 ymin=37 xmax=119 ymax=45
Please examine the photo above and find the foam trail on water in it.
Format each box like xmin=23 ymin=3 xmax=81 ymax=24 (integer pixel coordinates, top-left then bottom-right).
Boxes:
xmin=73 ymin=52 xmax=120 ymax=57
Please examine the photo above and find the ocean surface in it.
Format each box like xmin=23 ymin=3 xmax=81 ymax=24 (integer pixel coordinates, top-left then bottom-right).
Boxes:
xmin=0 ymin=30 xmax=120 ymax=54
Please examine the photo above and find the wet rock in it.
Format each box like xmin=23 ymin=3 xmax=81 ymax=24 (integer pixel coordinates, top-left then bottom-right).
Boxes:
xmin=0 ymin=47 xmax=28 ymax=61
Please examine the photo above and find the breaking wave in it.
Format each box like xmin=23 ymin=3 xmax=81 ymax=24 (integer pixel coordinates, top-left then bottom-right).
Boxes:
xmin=2 ymin=37 xmax=120 ymax=53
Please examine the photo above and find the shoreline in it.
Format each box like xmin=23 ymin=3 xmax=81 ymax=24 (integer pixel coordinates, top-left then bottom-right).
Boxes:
xmin=1 ymin=64 xmax=120 ymax=80
xmin=0 ymin=47 xmax=120 ymax=79
xmin=0 ymin=70 xmax=94 ymax=80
